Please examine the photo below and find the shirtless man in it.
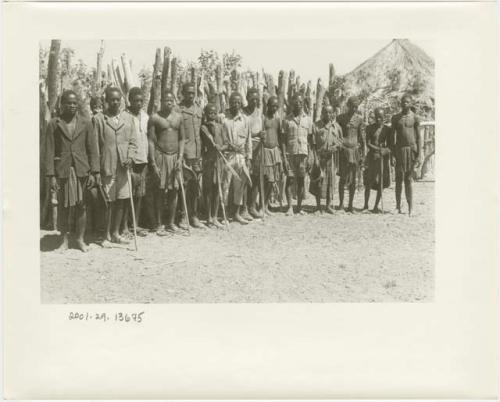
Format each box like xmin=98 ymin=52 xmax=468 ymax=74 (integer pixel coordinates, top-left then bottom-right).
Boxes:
xmin=391 ymin=94 xmax=421 ymax=216
xmin=179 ymin=82 xmax=205 ymax=229
xmin=259 ymin=96 xmax=284 ymax=216
xmin=243 ymin=88 xmax=264 ymax=219
xmin=336 ymin=96 xmax=365 ymax=213
xmin=148 ymin=90 xmax=185 ymax=234
xmin=363 ymin=108 xmax=391 ymax=212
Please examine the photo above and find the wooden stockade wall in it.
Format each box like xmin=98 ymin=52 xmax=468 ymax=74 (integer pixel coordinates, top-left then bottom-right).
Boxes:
xmin=39 ymin=40 xmax=435 ymax=227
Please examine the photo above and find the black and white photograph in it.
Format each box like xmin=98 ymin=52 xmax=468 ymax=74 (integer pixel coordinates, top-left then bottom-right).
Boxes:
xmin=4 ymin=0 xmax=499 ymax=398
xmin=39 ymin=38 xmax=435 ymax=303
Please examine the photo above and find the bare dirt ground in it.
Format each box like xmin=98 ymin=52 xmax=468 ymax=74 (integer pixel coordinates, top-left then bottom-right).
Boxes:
xmin=40 ymin=181 xmax=434 ymax=303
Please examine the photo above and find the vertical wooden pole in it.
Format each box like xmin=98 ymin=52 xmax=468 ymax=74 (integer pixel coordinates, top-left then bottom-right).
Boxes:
xmin=148 ymin=48 xmax=162 ymax=115
xmin=47 ymin=40 xmax=61 ymax=115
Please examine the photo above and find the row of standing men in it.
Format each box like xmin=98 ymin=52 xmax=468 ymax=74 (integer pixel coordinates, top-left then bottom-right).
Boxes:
xmin=44 ymin=83 xmax=421 ymax=252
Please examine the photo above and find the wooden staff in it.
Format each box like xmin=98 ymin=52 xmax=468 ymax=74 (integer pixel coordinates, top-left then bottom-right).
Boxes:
xmin=259 ymin=141 xmax=266 ymax=221
xmin=178 ymin=165 xmax=190 ymax=235
xmin=126 ymin=168 xmax=138 ymax=251
xmin=216 ymin=161 xmax=229 ymax=229
xmin=380 ymin=149 xmax=384 ymax=213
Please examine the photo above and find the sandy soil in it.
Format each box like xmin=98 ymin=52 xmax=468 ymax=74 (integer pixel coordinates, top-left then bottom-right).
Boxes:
xmin=40 ymin=181 xmax=434 ymax=303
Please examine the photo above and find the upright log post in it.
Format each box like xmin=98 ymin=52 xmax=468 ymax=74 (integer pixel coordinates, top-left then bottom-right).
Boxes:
xmin=277 ymin=70 xmax=287 ymax=119
xmin=170 ymin=57 xmax=179 ymax=102
xmin=264 ymin=72 xmax=276 ymax=97
xmin=121 ymin=53 xmax=135 ymax=92
xmin=328 ymin=63 xmax=336 ymax=106
xmin=95 ymin=40 xmax=105 ymax=95
xmin=148 ymin=48 xmax=162 ymax=115
xmin=305 ymin=80 xmax=314 ymax=119
xmin=287 ymin=69 xmax=295 ymax=105
xmin=161 ymin=47 xmax=171 ymax=100
xmin=47 ymin=39 xmax=61 ymax=115
xmin=315 ymin=78 xmax=326 ymax=122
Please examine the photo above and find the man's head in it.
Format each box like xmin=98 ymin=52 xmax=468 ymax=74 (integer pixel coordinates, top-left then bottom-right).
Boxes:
xmin=182 ymin=82 xmax=196 ymax=106
xmin=347 ymin=96 xmax=359 ymax=113
xmin=266 ymin=96 xmax=279 ymax=116
xmin=105 ymin=87 xmax=122 ymax=114
xmin=321 ymin=105 xmax=335 ymax=124
xmin=90 ymin=96 xmax=103 ymax=115
xmin=229 ymin=92 xmax=243 ymax=114
xmin=401 ymin=94 xmax=413 ymax=111
xmin=161 ymin=90 xmax=175 ymax=112
xmin=246 ymin=88 xmax=259 ymax=110
xmin=374 ymin=107 xmax=385 ymax=125
xmin=128 ymin=87 xmax=144 ymax=114
xmin=60 ymin=90 xmax=78 ymax=116
xmin=204 ymin=103 xmax=217 ymax=122
xmin=292 ymin=94 xmax=304 ymax=115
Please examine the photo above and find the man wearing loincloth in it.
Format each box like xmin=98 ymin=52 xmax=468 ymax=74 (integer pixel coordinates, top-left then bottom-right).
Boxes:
xmin=243 ymin=88 xmax=264 ymax=219
xmin=148 ymin=90 xmax=185 ymax=234
xmin=258 ymin=96 xmax=284 ymax=216
xmin=363 ymin=107 xmax=392 ymax=213
xmin=45 ymin=90 xmax=100 ymax=252
xmin=309 ymin=105 xmax=343 ymax=214
xmin=200 ymin=103 xmax=227 ymax=229
xmin=391 ymin=94 xmax=421 ymax=216
xmin=179 ymin=82 xmax=205 ymax=229
xmin=337 ymin=96 xmax=366 ymax=213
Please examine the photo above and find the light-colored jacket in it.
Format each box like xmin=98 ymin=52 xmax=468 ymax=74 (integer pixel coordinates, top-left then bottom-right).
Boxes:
xmin=94 ymin=111 xmax=137 ymax=177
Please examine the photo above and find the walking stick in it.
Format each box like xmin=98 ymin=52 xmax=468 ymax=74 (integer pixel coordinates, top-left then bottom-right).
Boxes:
xmin=216 ymin=162 xmax=229 ymax=229
xmin=330 ymin=150 xmax=336 ymax=207
xmin=178 ymin=164 xmax=191 ymax=235
xmin=380 ymin=150 xmax=384 ymax=213
xmin=259 ymin=141 xmax=266 ymax=220
xmin=126 ymin=168 xmax=138 ymax=251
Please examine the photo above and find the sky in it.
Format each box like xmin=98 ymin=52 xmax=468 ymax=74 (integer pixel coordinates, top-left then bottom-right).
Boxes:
xmin=40 ymin=39 xmax=434 ymax=84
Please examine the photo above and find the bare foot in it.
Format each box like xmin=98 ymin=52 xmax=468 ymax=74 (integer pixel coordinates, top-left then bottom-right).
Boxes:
xmin=111 ymin=235 xmax=130 ymax=244
xmin=213 ymin=219 xmax=224 ymax=229
xmin=165 ymin=223 xmax=179 ymax=233
xmin=325 ymin=206 xmax=335 ymax=214
xmin=75 ymin=238 xmax=89 ymax=253
xmin=285 ymin=207 xmax=294 ymax=216
xmin=264 ymin=208 xmax=275 ymax=216
xmin=240 ymin=210 xmax=254 ymax=221
xmin=57 ymin=234 xmax=69 ymax=251
xmin=249 ymin=207 xmax=263 ymax=219
xmin=190 ymin=217 xmax=207 ymax=229
xmin=178 ymin=218 xmax=189 ymax=230
xmin=234 ymin=213 xmax=249 ymax=225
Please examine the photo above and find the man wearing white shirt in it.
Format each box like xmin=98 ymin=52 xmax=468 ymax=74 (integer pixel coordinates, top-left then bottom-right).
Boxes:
xmin=123 ymin=87 xmax=149 ymax=236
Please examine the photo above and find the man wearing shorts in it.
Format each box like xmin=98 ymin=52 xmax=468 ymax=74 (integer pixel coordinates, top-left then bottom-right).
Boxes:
xmin=282 ymin=93 xmax=313 ymax=216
